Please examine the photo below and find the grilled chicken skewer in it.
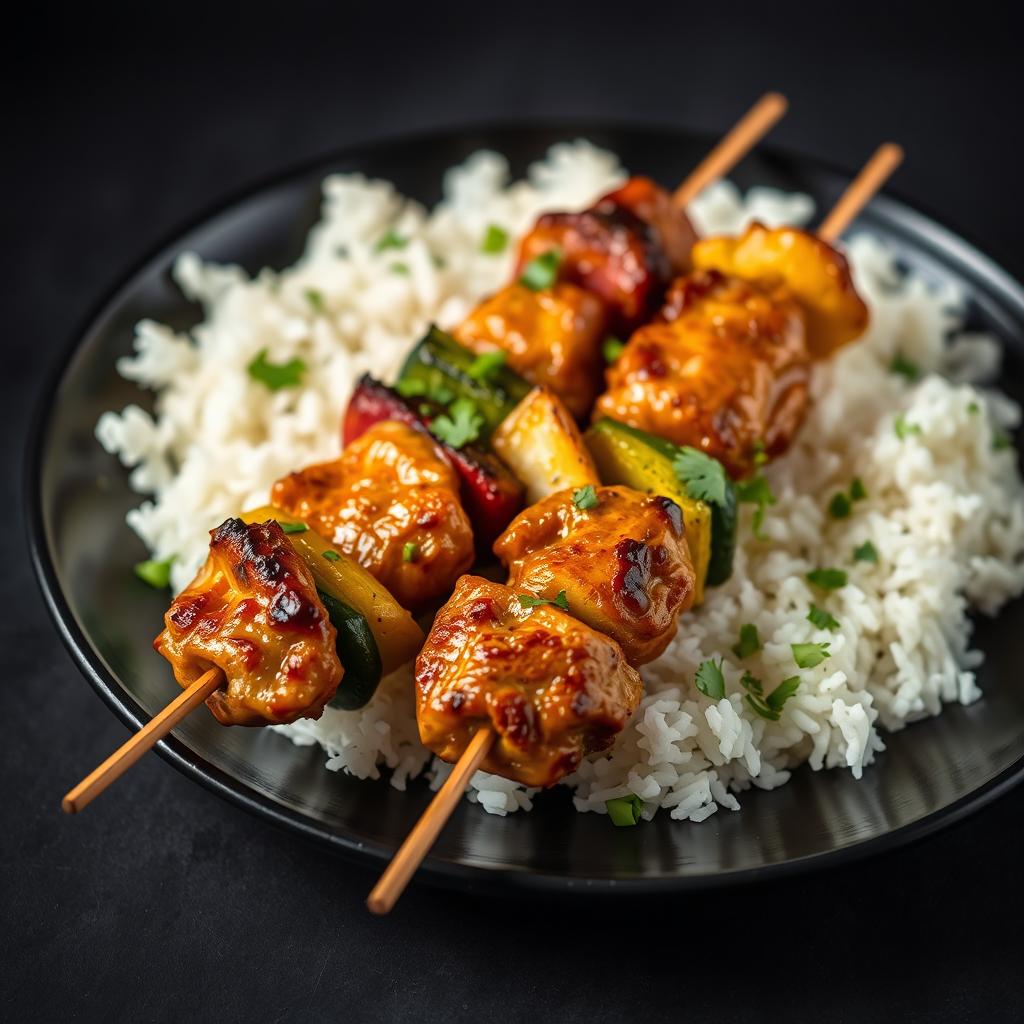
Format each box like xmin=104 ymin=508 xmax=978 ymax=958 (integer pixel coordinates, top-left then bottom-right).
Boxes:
xmin=366 ymin=143 xmax=902 ymax=914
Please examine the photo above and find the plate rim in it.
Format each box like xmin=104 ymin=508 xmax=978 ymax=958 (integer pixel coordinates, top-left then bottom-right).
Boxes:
xmin=25 ymin=119 xmax=1024 ymax=896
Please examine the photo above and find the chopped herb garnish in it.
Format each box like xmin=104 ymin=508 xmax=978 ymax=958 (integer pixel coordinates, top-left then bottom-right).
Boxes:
xmin=431 ymin=254 xmax=446 ymax=270
xmin=993 ymin=431 xmax=1012 ymax=451
xmin=890 ymin=352 xmax=922 ymax=382
xmin=467 ymin=350 xmax=507 ymax=382
xmin=390 ymin=262 xmax=410 ymax=276
xmin=894 ymin=414 xmax=922 ymax=440
xmin=732 ymin=623 xmax=761 ymax=660
xmin=518 ymin=590 xmax=570 ymax=612
xmin=807 ymin=568 xmax=848 ymax=590
xmin=740 ymin=671 xmax=764 ymax=695
xmin=606 ymin=794 xmax=644 ymax=826
xmin=674 ymin=447 xmax=729 ymax=509
xmin=807 ymin=604 xmax=840 ymax=630
xmin=247 ymin=348 xmax=306 ymax=391
xmin=737 ymin=473 xmax=776 ymax=539
xmin=375 ymin=229 xmax=407 ymax=252
xmin=767 ymin=677 xmax=801 ymax=713
xmin=792 ymin=642 xmax=831 ymax=669
xmin=134 ymin=558 xmax=173 ymax=589
xmin=752 ymin=439 xmax=768 ymax=467
xmin=519 ymin=249 xmax=562 ymax=291
xmin=695 ymin=657 xmax=726 ymax=700
xmin=430 ymin=398 xmax=484 ymax=448
xmin=572 ymin=484 xmax=599 ymax=510
xmin=402 ymin=542 xmax=420 ymax=563
xmin=304 ymin=288 xmax=326 ymax=314
xmin=829 ymin=492 xmax=852 ymax=519
xmin=277 ymin=521 xmax=308 ymax=535
xmin=850 ymin=477 xmax=868 ymax=501
xmin=853 ymin=540 xmax=879 ymax=564
xmin=967 ymin=401 xmax=980 ymax=415
xmin=480 ymin=223 xmax=509 ymax=254
xmin=602 ymin=336 xmax=625 ymax=363
xmin=395 ymin=377 xmax=455 ymax=405
xmin=322 ymin=550 xmax=341 ymax=562
xmin=742 ymin=674 xmax=800 ymax=720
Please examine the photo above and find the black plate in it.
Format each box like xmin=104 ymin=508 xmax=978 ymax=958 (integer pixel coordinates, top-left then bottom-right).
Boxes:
xmin=27 ymin=123 xmax=1024 ymax=896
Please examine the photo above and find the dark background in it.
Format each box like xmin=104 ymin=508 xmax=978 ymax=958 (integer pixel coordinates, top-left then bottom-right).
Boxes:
xmin=4 ymin=3 xmax=1023 ymax=1021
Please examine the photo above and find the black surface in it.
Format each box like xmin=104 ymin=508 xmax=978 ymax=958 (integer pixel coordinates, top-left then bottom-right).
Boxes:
xmin=5 ymin=4 xmax=1024 ymax=1021
xmin=28 ymin=124 xmax=1024 ymax=896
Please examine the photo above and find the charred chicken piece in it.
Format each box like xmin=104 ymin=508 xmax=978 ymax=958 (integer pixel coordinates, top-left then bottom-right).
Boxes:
xmin=495 ymin=485 xmax=696 ymax=666
xmin=597 ymin=270 xmax=812 ymax=478
xmin=271 ymin=421 xmax=473 ymax=611
xmin=454 ymin=282 xmax=607 ymax=419
xmin=416 ymin=575 xmax=643 ymax=787
xmin=155 ymin=518 xmax=342 ymax=727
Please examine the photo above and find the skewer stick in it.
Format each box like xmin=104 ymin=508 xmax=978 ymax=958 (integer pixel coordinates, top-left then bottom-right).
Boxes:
xmin=62 ymin=667 xmax=223 ymax=814
xmin=367 ymin=726 xmax=495 ymax=915
xmin=817 ymin=143 xmax=904 ymax=243
xmin=672 ymin=92 xmax=788 ymax=208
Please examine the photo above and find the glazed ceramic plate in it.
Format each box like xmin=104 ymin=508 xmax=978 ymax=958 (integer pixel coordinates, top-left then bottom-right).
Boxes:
xmin=27 ymin=124 xmax=1024 ymax=896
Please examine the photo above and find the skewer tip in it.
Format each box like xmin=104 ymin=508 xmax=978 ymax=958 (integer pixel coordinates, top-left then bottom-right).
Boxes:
xmin=61 ymin=795 xmax=79 ymax=815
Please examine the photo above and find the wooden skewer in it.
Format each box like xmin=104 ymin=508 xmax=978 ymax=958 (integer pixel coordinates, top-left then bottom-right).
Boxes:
xmin=367 ymin=726 xmax=495 ymax=915
xmin=817 ymin=143 xmax=904 ymax=243
xmin=672 ymin=92 xmax=788 ymax=208
xmin=62 ymin=667 xmax=223 ymax=814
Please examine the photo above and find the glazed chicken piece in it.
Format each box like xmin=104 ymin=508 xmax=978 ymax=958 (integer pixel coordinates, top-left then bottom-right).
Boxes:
xmin=596 ymin=270 xmax=812 ymax=478
xmin=453 ymin=281 xmax=607 ymax=419
xmin=155 ymin=518 xmax=342 ymax=727
xmin=271 ymin=421 xmax=473 ymax=610
xmin=416 ymin=575 xmax=643 ymax=787
xmin=495 ymin=485 xmax=696 ymax=665
xmin=514 ymin=176 xmax=696 ymax=332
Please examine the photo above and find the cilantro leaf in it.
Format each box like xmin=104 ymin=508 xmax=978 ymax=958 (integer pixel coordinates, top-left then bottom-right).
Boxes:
xmin=807 ymin=568 xmax=848 ymax=590
xmin=850 ymin=477 xmax=868 ymax=501
xmin=674 ymin=447 xmax=728 ymax=507
xmin=766 ymin=676 xmax=801 ymax=712
xmin=304 ymin=288 xmax=326 ymax=314
xmin=134 ymin=558 xmax=173 ymax=589
xmin=430 ymin=398 xmax=484 ymax=448
xmin=732 ymin=623 xmax=761 ymax=660
xmin=247 ymin=349 xmax=306 ymax=391
xmin=572 ymin=484 xmax=599 ymax=510
xmin=890 ymin=352 xmax=922 ymax=382
xmin=740 ymin=671 xmax=764 ymax=695
xmin=829 ymin=492 xmax=852 ymax=519
xmin=602 ymin=337 xmax=625 ymax=363
xmin=737 ymin=473 xmax=776 ymax=539
xmin=518 ymin=590 xmax=569 ymax=612
xmin=375 ymin=229 xmax=407 ymax=252
xmin=395 ymin=376 xmax=456 ymax=406
xmin=894 ymin=414 xmax=922 ymax=440
xmin=480 ymin=224 xmax=509 ymax=254
xmin=695 ymin=657 xmax=726 ymax=700
xmin=792 ymin=642 xmax=831 ymax=669
xmin=852 ymin=540 xmax=879 ymax=564
xmin=467 ymin=350 xmax=506 ymax=382
xmin=807 ymin=604 xmax=840 ymax=630
xmin=519 ymin=249 xmax=562 ymax=291
xmin=402 ymin=542 xmax=420 ymax=563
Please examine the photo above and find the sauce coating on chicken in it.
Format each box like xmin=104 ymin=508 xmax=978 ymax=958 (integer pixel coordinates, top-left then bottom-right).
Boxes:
xmin=155 ymin=518 xmax=342 ymax=726
xmin=495 ymin=485 xmax=696 ymax=665
xmin=454 ymin=281 xmax=606 ymax=419
xmin=416 ymin=575 xmax=643 ymax=787
xmin=271 ymin=421 xmax=473 ymax=610
xmin=596 ymin=270 xmax=811 ymax=478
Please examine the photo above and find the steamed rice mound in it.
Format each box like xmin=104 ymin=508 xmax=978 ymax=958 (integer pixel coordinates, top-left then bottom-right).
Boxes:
xmin=96 ymin=142 xmax=1024 ymax=821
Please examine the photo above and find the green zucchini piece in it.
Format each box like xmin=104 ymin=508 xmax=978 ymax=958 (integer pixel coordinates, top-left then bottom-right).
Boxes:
xmin=396 ymin=325 xmax=531 ymax=437
xmin=316 ymin=588 xmax=384 ymax=711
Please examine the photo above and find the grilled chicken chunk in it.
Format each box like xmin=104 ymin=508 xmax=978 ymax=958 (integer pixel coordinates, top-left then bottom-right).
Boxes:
xmin=454 ymin=281 xmax=607 ymax=419
xmin=495 ymin=485 xmax=696 ymax=665
xmin=416 ymin=575 xmax=643 ymax=787
xmin=596 ymin=270 xmax=812 ymax=478
xmin=155 ymin=518 xmax=342 ymax=727
xmin=271 ymin=421 xmax=473 ymax=610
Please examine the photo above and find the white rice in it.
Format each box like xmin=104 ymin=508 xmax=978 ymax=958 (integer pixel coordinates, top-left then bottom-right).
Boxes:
xmin=97 ymin=142 xmax=1024 ymax=822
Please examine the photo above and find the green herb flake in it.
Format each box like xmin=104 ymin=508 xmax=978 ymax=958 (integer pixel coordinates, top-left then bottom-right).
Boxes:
xmin=518 ymin=590 xmax=570 ymax=612
xmin=304 ymin=288 xmax=326 ymax=314
xmin=744 ymin=693 xmax=776 ymax=720
xmin=277 ymin=520 xmax=308 ymax=535
xmin=390 ymin=262 xmax=410 ymax=276
xmin=606 ymin=794 xmax=644 ymax=827
xmin=430 ymin=398 xmax=484 ymax=449
xmin=518 ymin=249 xmax=562 ymax=291
xmin=807 ymin=604 xmax=840 ymax=630
xmin=134 ymin=558 xmax=173 ymax=589
xmin=852 ymin=540 xmax=879 ymax=564
xmin=467 ymin=350 xmax=507 ymax=382
xmin=395 ymin=377 xmax=455 ymax=406
xmin=792 ymin=642 xmax=831 ymax=669
xmin=894 ymin=414 xmax=922 ymax=440
xmin=602 ymin=336 xmax=625 ymax=363
xmin=695 ymin=657 xmax=726 ymax=700
xmin=674 ymin=447 xmax=729 ymax=508
xmin=375 ymin=229 xmax=408 ymax=252
xmin=767 ymin=676 xmax=801 ymax=713
xmin=322 ymin=550 xmax=341 ymax=562
xmin=740 ymin=671 xmax=763 ymax=695
xmin=572 ymin=484 xmax=599 ymax=510
xmin=850 ymin=477 xmax=868 ymax=502
xmin=752 ymin=439 xmax=768 ymax=467
xmin=480 ymin=223 xmax=509 ymax=254
xmin=247 ymin=349 xmax=307 ymax=391
xmin=890 ymin=352 xmax=922 ymax=382
xmin=829 ymin=492 xmax=852 ymax=519
xmin=993 ymin=431 xmax=1012 ymax=451
xmin=967 ymin=401 xmax=980 ymax=415
xmin=732 ymin=623 xmax=761 ymax=660
xmin=402 ymin=542 xmax=420 ymax=563
xmin=807 ymin=567 xmax=848 ymax=590
xmin=737 ymin=473 xmax=776 ymax=539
